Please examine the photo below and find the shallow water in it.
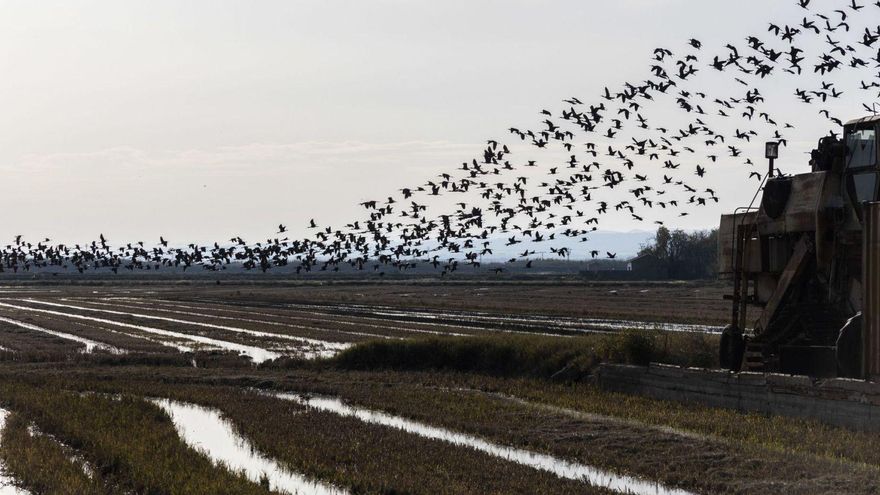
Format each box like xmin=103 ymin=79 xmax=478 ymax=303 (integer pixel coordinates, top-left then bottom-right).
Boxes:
xmin=22 ymin=299 xmax=351 ymax=357
xmin=62 ymin=320 xmax=195 ymax=354
xmin=101 ymin=297 xmax=472 ymax=337
xmin=258 ymin=302 xmax=565 ymax=336
xmin=88 ymin=297 xmax=465 ymax=339
xmin=285 ymin=302 xmax=723 ymax=335
xmin=0 ymin=302 xmax=278 ymax=363
xmin=273 ymin=392 xmax=696 ymax=495
xmin=152 ymin=399 xmax=346 ymax=495
xmin=0 ymin=409 xmax=31 ymax=495
xmin=77 ymin=298 xmax=396 ymax=340
xmin=0 ymin=315 xmax=122 ymax=354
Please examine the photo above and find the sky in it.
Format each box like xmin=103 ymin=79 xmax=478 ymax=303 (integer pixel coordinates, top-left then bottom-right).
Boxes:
xmin=0 ymin=0 xmax=870 ymax=248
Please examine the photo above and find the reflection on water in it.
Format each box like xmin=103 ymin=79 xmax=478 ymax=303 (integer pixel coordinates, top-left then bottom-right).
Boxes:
xmin=0 ymin=302 xmax=278 ymax=363
xmin=23 ymin=299 xmax=350 ymax=359
xmin=80 ymin=298 xmax=397 ymax=340
xmin=0 ymin=315 xmax=121 ymax=354
xmin=273 ymin=392 xmax=696 ymax=495
xmin=152 ymin=399 xmax=347 ymax=495
xmin=286 ymin=302 xmax=723 ymax=335
xmin=100 ymin=297 xmax=470 ymax=337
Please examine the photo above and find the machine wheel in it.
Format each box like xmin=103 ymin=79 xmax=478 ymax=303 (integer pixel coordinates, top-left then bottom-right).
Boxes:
xmin=720 ymin=324 xmax=745 ymax=372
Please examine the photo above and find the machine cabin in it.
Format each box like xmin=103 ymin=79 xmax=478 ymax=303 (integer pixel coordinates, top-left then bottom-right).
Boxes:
xmin=719 ymin=115 xmax=880 ymax=378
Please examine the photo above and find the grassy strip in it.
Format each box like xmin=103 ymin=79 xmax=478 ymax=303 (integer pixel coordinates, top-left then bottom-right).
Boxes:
xmin=277 ymin=367 xmax=880 ymax=471
xmin=0 ymin=371 xmax=613 ymax=494
xmin=10 ymin=363 xmax=879 ymax=471
xmin=499 ymin=378 xmax=880 ymax=468
xmin=0 ymin=384 xmax=273 ymax=495
xmin=329 ymin=331 xmax=718 ymax=379
xmin=103 ymin=383 xmax=612 ymax=495
xmin=267 ymin=373 xmax=880 ymax=495
xmin=0 ymin=412 xmax=108 ymax=495
xmin=21 ymin=367 xmax=880 ymax=495
xmin=306 ymin=367 xmax=880 ymax=469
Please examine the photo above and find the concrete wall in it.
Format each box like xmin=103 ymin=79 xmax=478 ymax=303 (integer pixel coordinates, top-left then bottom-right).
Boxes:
xmin=596 ymin=363 xmax=880 ymax=431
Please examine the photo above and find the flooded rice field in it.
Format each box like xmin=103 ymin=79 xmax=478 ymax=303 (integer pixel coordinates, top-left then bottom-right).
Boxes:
xmin=0 ymin=281 xmax=859 ymax=494
xmin=0 ymin=283 xmax=723 ymax=365
xmin=0 ymin=300 xmax=280 ymax=363
xmin=273 ymin=301 xmax=725 ymax=335
xmin=0 ymin=315 xmax=121 ymax=354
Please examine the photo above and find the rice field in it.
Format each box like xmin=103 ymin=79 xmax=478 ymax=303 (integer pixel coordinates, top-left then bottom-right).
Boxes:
xmin=0 ymin=281 xmax=867 ymax=494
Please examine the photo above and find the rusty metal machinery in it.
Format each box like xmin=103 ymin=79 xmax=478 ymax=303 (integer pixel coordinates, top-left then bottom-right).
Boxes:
xmin=719 ymin=115 xmax=880 ymax=379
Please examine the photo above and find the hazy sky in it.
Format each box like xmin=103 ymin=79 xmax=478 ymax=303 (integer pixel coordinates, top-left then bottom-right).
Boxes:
xmin=0 ymin=1 xmax=865 ymax=245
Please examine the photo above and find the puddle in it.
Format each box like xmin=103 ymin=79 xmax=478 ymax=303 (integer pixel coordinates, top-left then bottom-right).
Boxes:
xmin=0 ymin=409 xmax=32 ymax=495
xmin=152 ymin=399 xmax=346 ymax=495
xmin=272 ymin=393 xmax=695 ymax=495
xmin=22 ymin=300 xmax=350 ymax=357
xmin=0 ymin=315 xmax=122 ymax=354
xmin=0 ymin=302 xmax=277 ymax=363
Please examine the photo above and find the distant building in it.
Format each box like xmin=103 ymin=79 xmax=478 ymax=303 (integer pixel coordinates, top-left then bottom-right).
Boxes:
xmin=626 ymin=253 xmax=668 ymax=280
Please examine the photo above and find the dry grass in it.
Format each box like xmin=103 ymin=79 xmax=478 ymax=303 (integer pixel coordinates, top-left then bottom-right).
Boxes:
xmin=290 ymin=376 xmax=880 ymax=495
xmin=7 ymin=366 xmax=880 ymax=495
xmin=1 ymin=376 xmax=610 ymax=495
xmin=0 ymin=383 xmax=274 ymax=495
xmin=0 ymin=412 xmax=108 ymax=495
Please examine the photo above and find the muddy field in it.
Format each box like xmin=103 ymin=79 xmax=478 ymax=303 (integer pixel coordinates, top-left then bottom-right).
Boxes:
xmin=0 ymin=280 xmax=863 ymax=495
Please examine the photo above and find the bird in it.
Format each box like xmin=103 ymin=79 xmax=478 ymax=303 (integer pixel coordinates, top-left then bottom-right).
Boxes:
xmin=8 ymin=0 xmax=880 ymax=279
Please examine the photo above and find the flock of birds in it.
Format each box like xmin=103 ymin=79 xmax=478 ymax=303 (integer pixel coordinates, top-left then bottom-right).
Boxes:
xmin=4 ymin=0 xmax=880 ymax=276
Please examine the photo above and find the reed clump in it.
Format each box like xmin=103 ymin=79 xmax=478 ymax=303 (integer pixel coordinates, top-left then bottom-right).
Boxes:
xmin=331 ymin=330 xmax=718 ymax=379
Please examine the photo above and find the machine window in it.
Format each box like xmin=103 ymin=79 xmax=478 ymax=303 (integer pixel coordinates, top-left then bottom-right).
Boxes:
xmin=852 ymin=171 xmax=878 ymax=204
xmin=847 ymin=128 xmax=877 ymax=169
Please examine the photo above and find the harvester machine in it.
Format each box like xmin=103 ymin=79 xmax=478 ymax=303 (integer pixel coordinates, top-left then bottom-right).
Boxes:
xmin=719 ymin=114 xmax=880 ymax=379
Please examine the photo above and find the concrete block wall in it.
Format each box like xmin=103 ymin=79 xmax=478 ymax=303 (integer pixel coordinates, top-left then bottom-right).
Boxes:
xmin=595 ymin=363 xmax=880 ymax=431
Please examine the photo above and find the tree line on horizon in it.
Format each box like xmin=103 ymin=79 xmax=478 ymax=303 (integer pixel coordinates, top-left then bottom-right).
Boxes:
xmin=638 ymin=226 xmax=718 ymax=280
